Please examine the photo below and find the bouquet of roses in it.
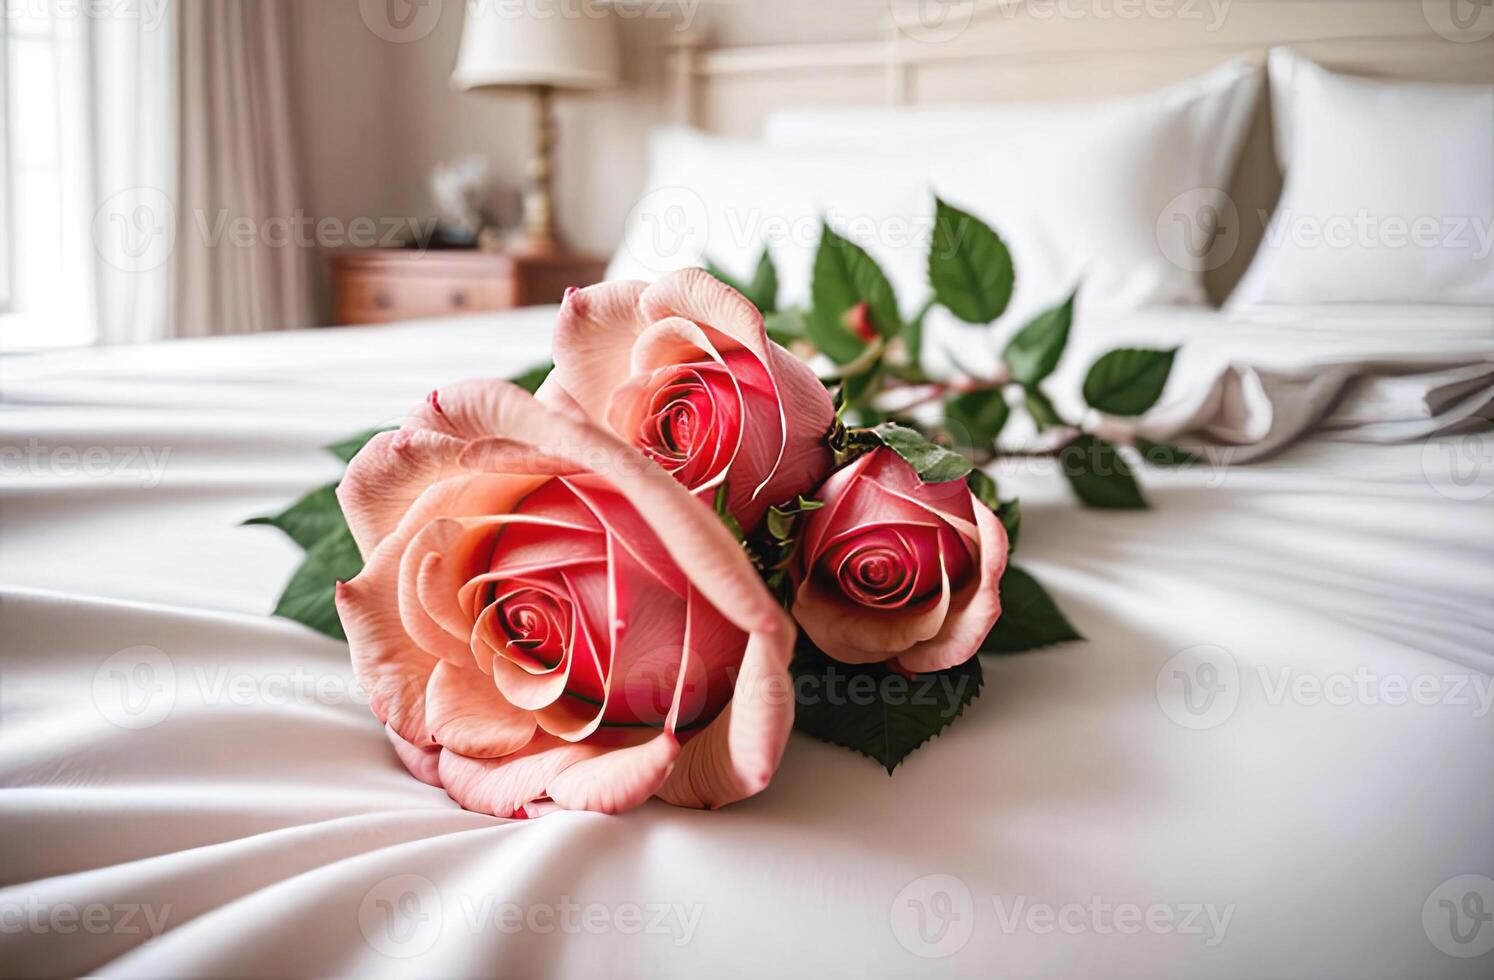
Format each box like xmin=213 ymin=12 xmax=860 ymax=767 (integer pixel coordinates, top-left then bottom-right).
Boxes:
xmin=248 ymin=201 xmax=1186 ymax=817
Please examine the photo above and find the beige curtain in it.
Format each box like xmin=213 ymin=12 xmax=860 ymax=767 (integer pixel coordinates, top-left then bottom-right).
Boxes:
xmin=171 ymin=0 xmax=313 ymax=337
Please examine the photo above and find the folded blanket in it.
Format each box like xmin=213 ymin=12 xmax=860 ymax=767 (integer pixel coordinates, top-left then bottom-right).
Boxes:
xmin=933 ymin=305 xmax=1494 ymax=462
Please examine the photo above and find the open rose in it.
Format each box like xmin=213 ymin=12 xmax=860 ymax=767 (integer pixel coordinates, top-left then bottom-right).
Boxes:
xmin=335 ymin=379 xmax=794 ymax=817
xmin=549 ymin=268 xmax=835 ymax=530
xmin=791 ymin=448 xmax=1008 ymax=673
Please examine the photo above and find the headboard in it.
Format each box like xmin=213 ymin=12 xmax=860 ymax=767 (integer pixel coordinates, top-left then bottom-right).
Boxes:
xmin=664 ymin=0 xmax=1494 ymax=300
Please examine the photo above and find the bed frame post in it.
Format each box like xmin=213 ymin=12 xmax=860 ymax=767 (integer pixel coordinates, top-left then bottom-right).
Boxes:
xmin=666 ymin=28 xmax=705 ymax=127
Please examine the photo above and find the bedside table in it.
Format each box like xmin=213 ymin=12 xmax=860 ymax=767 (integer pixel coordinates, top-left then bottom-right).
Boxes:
xmin=327 ymin=248 xmax=606 ymax=326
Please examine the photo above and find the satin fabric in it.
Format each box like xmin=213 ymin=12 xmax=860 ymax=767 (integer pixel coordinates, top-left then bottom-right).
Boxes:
xmin=2 ymin=307 xmax=1490 ymax=977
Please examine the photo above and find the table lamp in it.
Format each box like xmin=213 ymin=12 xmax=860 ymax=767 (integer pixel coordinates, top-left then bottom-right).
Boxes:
xmin=451 ymin=3 xmax=620 ymax=255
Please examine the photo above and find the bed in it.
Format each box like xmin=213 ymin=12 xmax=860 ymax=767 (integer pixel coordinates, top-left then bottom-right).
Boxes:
xmin=4 ymin=2 xmax=1494 ymax=977
xmin=2 ymin=301 xmax=1491 ymax=977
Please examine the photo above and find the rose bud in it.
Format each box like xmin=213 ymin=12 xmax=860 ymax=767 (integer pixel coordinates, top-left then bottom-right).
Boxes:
xmin=842 ymin=300 xmax=877 ymax=343
xmin=791 ymin=447 xmax=1008 ymax=673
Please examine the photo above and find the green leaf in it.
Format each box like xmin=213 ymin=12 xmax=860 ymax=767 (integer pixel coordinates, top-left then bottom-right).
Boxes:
xmin=982 ymin=565 xmax=1081 ymax=654
xmin=1022 ymin=385 xmax=1064 ymax=431
xmin=704 ymin=258 xmax=745 ymax=292
xmin=996 ymin=498 xmax=1021 ymax=552
xmin=764 ymin=495 xmax=823 ymax=542
xmin=966 ymin=468 xmax=999 ymax=511
xmin=810 ymin=224 xmax=903 ymax=364
xmin=271 ymin=525 xmax=364 ymax=640
xmin=903 ymin=295 xmax=937 ymax=373
xmin=945 ymin=388 xmax=1010 ymax=451
xmin=706 ymin=249 xmax=778 ymax=313
xmin=1060 ymin=434 xmax=1147 ymax=509
xmin=872 ymin=423 xmax=972 ymax=482
xmin=967 ymin=470 xmax=1020 ymax=552
xmin=1134 ymin=436 xmax=1203 ymax=467
xmin=712 ymin=482 xmax=745 ymax=542
xmin=791 ymin=643 xmax=984 ymax=774
xmin=1004 ymin=289 xmax=1075 ymax=385
xmin=325 ymin=426 xmax=394 ymax=464
xmin=841 ymin=358 xmax=885 ymax=410
xmin=764 ymin=308 xmax=808 ymax=346
xmin=510 ymin=362 xmax=552 ymax=395
xmin=748 ymin=249 xmax=778 ymax=313
xmin=928 ymin=198 xmax=1014 ymax=324
xmin=1082 ymin=348 xmax=1176 ymax=416
xmin=244 ymin=483 xmax=344 ymax=552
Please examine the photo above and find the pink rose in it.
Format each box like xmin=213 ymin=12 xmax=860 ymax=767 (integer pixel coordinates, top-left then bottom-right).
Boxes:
xmin=335 ymin=379 xmax=794 ymax=817
xmin=791 ymin=448 xmax=1009 ymax=673
xmin=549 ymin=268 xmax=835 ymax=530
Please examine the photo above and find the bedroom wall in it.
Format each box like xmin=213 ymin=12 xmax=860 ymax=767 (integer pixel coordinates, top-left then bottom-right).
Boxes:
xmin=287 ymin=0 xmax=891 ymax=320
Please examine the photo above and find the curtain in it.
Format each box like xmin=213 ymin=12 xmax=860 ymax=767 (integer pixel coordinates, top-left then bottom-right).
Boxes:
xmin=89 ymin=0 xmax=178 ymax=345
xmin=171 ymin=0 xmax=312 ymax=337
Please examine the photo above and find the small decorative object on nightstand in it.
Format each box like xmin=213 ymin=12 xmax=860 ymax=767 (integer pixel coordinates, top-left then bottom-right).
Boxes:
xmin=450 ymin=2 xmax=618 ymax=256
xmin=327 ymin=248 xmax=605 ymax=326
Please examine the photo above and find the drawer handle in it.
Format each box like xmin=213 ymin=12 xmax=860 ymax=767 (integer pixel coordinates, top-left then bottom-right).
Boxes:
xmin=373 ymin=292 xmax=393 ymax=310
xmin=450 ymin=291 xmax=468 ymax=309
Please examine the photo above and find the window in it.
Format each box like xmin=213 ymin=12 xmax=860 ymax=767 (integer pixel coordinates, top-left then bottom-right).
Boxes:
xmin=1 ymin=4 xmax=96 ymax=350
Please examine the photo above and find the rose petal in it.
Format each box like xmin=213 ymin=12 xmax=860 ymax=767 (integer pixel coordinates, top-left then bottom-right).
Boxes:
xmin=450 ymin=382 xmax=783 ymax=636
xmin=656 ymin=608 xmax=795 ymax=810
xmin=860 ymin=449 xmax=980 ymax=542
xmin=437 ymin=737 xmax=607 ymax=818
xmin=638 ymin=268 xmax=768 ymax=363
xmin=425 ymin=660 xmax=538 ymax=759
xmin=336 ymin=576 xmax=437 ymax=747
xmin=397 ymin=521 xmax=483 ymax=665
xmin=384 ymin=723 xmax=442 ymax=787
xmin=893 ymin=498 xmax=1010 ymax=674
xmin=791 ymin=557 xmax=952 ymax=664
xmin=338 ymin=429 xmax=468 ymax=556
xmin=546 ymin=732 xmax=680 ymax=814
xmin=550 ymin=280 xmax=652 ymax=421
xmin=798 ymin=450 xmax=878 ymax=561
xmin=751 ymin=343 xmax=834 ymax=511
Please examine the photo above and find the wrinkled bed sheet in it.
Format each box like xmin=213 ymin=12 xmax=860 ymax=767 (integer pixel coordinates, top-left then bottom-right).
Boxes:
xmin=2 ymin=306 xmax=1491 ymax=978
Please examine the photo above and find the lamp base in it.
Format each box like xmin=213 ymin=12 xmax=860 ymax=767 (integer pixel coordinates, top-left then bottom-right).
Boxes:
xmin=517 ymin=85 xmax=563 ymax=255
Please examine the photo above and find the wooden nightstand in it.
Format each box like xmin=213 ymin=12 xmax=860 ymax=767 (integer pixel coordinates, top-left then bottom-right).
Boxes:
xmin=327 ymin=248 xmax=606 ymax=326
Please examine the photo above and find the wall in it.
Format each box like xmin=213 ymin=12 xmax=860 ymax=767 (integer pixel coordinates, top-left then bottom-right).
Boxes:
xmin=288 ymin=0 xmax=891 ymax=320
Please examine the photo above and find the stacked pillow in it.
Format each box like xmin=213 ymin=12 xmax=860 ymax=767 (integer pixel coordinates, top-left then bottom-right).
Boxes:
xmin=1231 ymin=48 xmax=1494 ymax=307
xmin=610 ymin=49 xmax=1493 ymax=326
xmin=610 ymin=60 xmax=1262 ymax=324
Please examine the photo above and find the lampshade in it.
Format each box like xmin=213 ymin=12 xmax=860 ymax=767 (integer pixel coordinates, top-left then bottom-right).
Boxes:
xmin=451 ymin=3 xmax=620 ymax=92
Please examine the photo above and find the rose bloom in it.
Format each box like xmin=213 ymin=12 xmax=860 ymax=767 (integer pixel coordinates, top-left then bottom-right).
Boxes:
xmin=335 ymin=379 xmax=794 ymax=817
xmin=549 ymin=268 xmax=835 ymax=530
xmin=791 ymin=448 xmax=1009 ymax=673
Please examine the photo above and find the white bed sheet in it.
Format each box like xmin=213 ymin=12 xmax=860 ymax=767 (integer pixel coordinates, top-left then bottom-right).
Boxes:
xmin=2 ymin=307 xmax=1491 ymax=978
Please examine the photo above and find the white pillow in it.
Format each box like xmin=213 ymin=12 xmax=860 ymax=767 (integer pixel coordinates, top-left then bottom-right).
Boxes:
xmin=607 ymin=128 xmax=933 ymax=320
xmin=763 ymin=59 xmax=1262 ymax=318
xmin=1230 ymin=49 xmax=1494 ymax=306
xmin=610 ymin=60 xmax=1261 ymax=324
